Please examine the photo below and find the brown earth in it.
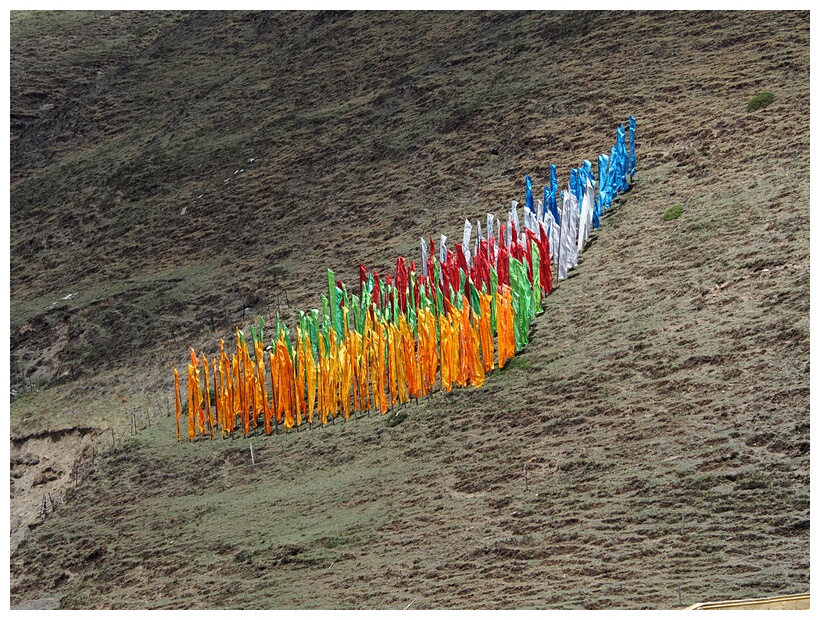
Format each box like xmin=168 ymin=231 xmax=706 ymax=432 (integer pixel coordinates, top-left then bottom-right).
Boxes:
xmin=9 ymin=10 xmax=809 ymax=609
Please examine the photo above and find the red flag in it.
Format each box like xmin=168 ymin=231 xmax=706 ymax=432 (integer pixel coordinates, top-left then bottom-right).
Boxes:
xmin=478 ymin=240 xmax=491 ymax=288
xmin=359 ymin=264 xmax=367 ymax=296
xmin=455 ymin=243 xmax=469 ymax=276
xmin=525 ymin=229 xmax=537 ymax=283
xmin=410 ymin=261 xmax=420 ymax=308
xmin=447 ymin=249 xmax=458 ymax=297
xmin=539 ymin=222 xmax=553 ymax=294
xmin=497 ymin=242 xmax=510 ymax=288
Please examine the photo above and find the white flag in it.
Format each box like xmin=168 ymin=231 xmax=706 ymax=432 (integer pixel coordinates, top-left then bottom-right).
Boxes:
xmin=462 ymin=219 xmax=472 ymax=267
xmin=546 ymin=209 xmax=560 ymax=264
xmin=511 ymin=200 xmax=520 ymax=238
xmin=440 ymin=234 xmax=447 ymax=265
xmin=565 ymin=191 xmax=580 ymax=270
xmin=420 ymin=237 xmax=428 ymax=277
xmin=577 ymin=179 xmax=594 ymax=254
xmin=558 ymin=190 xmax=580 ymax=279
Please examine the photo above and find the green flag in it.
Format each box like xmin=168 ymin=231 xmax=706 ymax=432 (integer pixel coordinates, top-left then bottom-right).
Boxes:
xmin=434 ymin=258 xmax=444 ymax=317
xmin=531 ymin=241 xmax=541 ymax=312
xmin=342 ymin=284 xmax=351 ymax=334
xmin=335 ymin=283 xmax=345 ymax=339
xmin=509 ymin=257 xmax=531 ymax=351
xmin=309 ymin=309 xmax=320 ymax=359
xmin=409 ymin=305 xmax=418 ymax=339
xmin=469 ymin=280 xmax=481 ymax=318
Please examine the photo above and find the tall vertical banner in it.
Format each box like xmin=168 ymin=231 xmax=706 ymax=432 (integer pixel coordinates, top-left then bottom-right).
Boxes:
xmin=174 ymin=118 xmax=637 ymax=440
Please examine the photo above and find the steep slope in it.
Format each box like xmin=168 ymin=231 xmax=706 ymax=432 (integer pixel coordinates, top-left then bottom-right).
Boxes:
xmin=10 ymin=10 xmax=809 ymax=609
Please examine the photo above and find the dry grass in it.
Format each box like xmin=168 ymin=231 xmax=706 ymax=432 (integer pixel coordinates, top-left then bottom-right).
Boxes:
xmin=10 ymin=10 xmax=809 ymax=610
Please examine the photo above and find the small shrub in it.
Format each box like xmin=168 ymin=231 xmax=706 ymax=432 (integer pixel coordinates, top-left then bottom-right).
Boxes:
xmin=735 ymin=472 xmax=769 ymax=491
xmin=384 ymin=409 xmax=408 ymax=427
xmin=662 ymin=205 xmax=683 ymax=221
xmin=747 ymin=91 xmax=775 ymax=112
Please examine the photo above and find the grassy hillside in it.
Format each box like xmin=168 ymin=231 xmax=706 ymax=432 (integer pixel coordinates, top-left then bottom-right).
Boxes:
xmin=10 ymin=10 xmax=809 ymax=609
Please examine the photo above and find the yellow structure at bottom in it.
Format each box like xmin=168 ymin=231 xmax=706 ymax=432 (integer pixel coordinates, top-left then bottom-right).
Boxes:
xmin=687 ymin=592 xmax=809 ymax=610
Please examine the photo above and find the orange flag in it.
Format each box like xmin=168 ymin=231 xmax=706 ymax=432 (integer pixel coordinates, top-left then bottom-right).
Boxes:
xmin=497 ymin=286 xmax=515 ymax=369
xmin=212 ymin=357 xmax=221 ymax=435
xmin=339 ymin=342 xmax=352 ymax=419
xmin=195 ymin=366 xmax=206 ymax=435
xmin=295 ymin=340 xmax=306 ymax=428
xmin=187 ymin=364 xmax=196 ymax=440
xmin=478 ymin=291 xmax=494 ymax=374
xmin=387 ymin=324 xmax=398 ymax=407
xmin=439 ymin=314 xmax=453 ymax=392
xmin=201 ymin=354 xmax=214 ymax=438
xmin=232 ymin=355 xmax=241 ymax=431
xmin=269 ymin=350 xmax=279 ymax=426
xmin=278 ymin=339 xmax=296 ymax=431
xmin=377 ymin=322 xmax=388 ymax=414
xmin=467 ymin=307 xmax=485 ymax=389
xmin=401 ymin=318 xmax=419 ymax=399
xmin=305 ymin=337 xmax=317 ymax=424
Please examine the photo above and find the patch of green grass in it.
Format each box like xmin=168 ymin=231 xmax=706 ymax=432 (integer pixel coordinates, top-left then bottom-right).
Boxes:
xmin=662 ymin=205 xmax=684 ymax=221
xmin=498 ymin=357 xmax=534 ymax=373
xmin=384 ymin=409 xmax=409 ymax=427
xmin=747 ymin=91 xmax=775 ymax=112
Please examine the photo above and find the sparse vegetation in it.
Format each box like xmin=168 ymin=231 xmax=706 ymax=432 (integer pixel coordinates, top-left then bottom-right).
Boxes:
xmin=9 ymin=10 xmax=809 ymax=612
xmin=663 ymin=205 xmax=684 ymax=221
xmin=384 ymin=409 xmax=409 ymax=427
xmin=498 ymin=357 xmax=534 ymax=373
xmin=748 ymin=91 xmax=776 ymax=112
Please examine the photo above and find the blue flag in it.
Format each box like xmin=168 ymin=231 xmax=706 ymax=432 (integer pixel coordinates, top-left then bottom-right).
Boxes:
xmin=628 ymin=115 xmax=637 ymax=179
xmin=607 ymin=144 xmax=619 ymax=208
xmin=525 ymin=174 xmax=534 ymax=212
xmin=616 ymin=124 xmax=628 ymax=192
xmin=598 ymin=154 xmax=609 ymax=212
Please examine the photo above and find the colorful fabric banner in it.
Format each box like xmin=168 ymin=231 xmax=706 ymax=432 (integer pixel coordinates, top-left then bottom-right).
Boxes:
xmin=173 ymin=118 xmax=636 ymax=439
